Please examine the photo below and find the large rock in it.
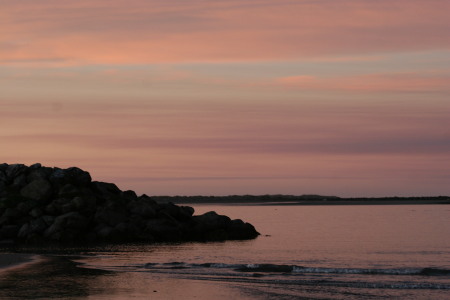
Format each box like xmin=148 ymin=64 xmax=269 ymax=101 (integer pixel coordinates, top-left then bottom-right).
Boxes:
xmin=44 ymin=212 xmax=88 ymax=241
xmin=0 ymin=170 xmax=7 ymax=183
xmin=127 ymin=200 xmax=156 ymax=218
xmin=95 ymin=207 xmax=127 ymax=227
xmin=6 ymin=164 xmax=27 ymax=181
xmin=0 ymin=163 xmax=260 ymax=245
xmin=0 ymin=225 xmax=19 ymax=239
xmin=27 ymin=167 xmax=53 ymax=182
xmin=20 ymin=179 xmax=52 ymax=201
xmin=91 ymin=181 xmax=121 ymax=198
xmin=190 ymin=211 xmax=259 ymax=241
xmin=12 ymin=174 xmax=27 ymax=189
xmin=49 ymin=167 xmax=92 ymax=186
xmin=146 ymin=218 xmax=182 ymax=241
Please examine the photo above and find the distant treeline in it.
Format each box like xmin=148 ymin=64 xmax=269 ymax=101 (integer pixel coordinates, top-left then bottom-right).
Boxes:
xmin=152 ymin=195 xmax=450 ymax=205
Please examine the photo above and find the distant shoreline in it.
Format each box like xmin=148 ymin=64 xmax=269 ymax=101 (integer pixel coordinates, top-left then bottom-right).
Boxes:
xmin=153 ymin=195 xmax=450 ymax=205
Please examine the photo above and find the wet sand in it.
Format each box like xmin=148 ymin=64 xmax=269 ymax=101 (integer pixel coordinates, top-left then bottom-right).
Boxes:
xmin=0 ymin=253 xmax=40 ymax=272
xmin=0 ymin=254 xmax=256 ymax=300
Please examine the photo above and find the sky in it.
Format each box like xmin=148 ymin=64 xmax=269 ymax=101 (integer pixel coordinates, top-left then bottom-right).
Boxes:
xmin=1 ymin=0 xmax=449 ymax=197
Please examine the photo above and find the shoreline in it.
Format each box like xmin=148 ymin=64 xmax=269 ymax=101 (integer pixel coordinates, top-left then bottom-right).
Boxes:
xmin=153 ymin=195 xmax=450 ymax=206
xmin=162 ymin=199 xmax=450 ymax=206
xmin=0 ymin=253 xmax=42 ymax=273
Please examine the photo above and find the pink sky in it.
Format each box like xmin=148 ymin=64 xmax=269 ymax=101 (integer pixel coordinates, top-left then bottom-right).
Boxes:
xmin=1 ymin=0 xmax=449 ymax=197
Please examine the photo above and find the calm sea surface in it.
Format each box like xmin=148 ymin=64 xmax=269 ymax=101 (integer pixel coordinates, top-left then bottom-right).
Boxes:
xmin=1 ymin=204 xmax=449 ymax=299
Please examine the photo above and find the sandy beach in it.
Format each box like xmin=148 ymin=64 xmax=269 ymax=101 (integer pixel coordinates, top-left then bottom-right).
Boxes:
xmin=0 ymin=253 xmax=40 ymax=273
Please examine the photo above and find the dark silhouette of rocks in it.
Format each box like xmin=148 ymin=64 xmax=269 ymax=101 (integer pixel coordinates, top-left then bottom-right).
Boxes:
xmin=0 ymin=163 xmax=259 ymax=245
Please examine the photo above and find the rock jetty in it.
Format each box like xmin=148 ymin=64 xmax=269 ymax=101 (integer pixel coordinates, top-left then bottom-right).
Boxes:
xmin=0 ymin=163 xmax=259 ymax=245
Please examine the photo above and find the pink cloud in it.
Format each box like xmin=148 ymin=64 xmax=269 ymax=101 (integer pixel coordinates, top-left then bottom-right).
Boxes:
xmin=276 ymin=72 xmax=450 ymax=93
xmin=1 ymin=0 xmax=449 ymax=65
xmin=2 ymin=0 xmax=450 ymax=197
xmin=2 ymin=95 xmax=449 ymax=196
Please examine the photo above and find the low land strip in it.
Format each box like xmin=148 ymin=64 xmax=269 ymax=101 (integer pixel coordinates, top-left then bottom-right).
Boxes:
xmin=153 ymin=195 xmax=450 ymax=205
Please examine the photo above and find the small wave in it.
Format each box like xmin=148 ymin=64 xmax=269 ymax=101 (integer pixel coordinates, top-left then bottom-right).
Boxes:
xmin=137 ymin=261 xmax=450 ymax=290
xmin=163 ymin=262 xmax=185 ymax=265
xmin=234 ymin=264 xmax=450 ymax=277
xmin=235 ymin=264 xmax=450 ymax=277
xmin=143 ymin=262 xmax=158 ymax=268
xmin=293 ymin=266 xmax=450 ymax=276
xmin=142 ymin=261 xmax=450 ymax=277
xmin=196 ymin=263 xmax=240 ymax=268
xmin=236 ymin=264 xmax=296 ymax=273
xmin=420 ymin=268 xmax=450 ymax=276
xmin=293 ymin=266 xmax=424 ymax=275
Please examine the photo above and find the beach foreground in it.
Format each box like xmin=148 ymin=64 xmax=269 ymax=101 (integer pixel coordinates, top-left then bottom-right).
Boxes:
xmin=0 ymin=254 xmax=250 ymax=300
xmin=1 ymin=204 xmax=449 ymax=300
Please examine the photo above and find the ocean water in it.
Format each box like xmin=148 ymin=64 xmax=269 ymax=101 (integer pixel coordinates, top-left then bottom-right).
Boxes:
xmin=1 ymin=204 xmax=449 ymax=299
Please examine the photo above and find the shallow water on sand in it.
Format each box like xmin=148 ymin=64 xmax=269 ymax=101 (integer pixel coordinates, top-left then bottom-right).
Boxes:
xmin=1 ymin=205 xmax=449 ymax=299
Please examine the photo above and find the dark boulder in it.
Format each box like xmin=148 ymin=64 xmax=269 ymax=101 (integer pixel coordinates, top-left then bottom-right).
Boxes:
xmin=91 ymin=181 xmax=121 ymax=199
xmin=128 ymin=199 xmax=156 ymax=218
xmin=43 ymin=212 xmax=88 ymax=242
xmin=191 ymin=211 xmax=259 ymax=241
xmin=0 ymin=163 xmax=259 ymax=245
xmin=50 ymin=167 xmax=92 ymax=186
xmin=12 ymin=174 xmax=28 ymax=189
xmin=20 ymin=179 xmax=52 ymax=201
xmin=0 ymin=225 xmax=19 ymax=239
xmin=6 ymin=164 xmax=27 ymax=181
xmin=27 ymin=167 xmax=52 ymax=182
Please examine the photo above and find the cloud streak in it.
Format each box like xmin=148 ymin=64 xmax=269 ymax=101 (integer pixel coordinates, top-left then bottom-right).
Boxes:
xmin=2 ymin=1 xmax=450 ymax=197
xmin=276 ymin=72 xmax=450 ymax=93
xmin=2 ymin=0 xmax=449 ymax=65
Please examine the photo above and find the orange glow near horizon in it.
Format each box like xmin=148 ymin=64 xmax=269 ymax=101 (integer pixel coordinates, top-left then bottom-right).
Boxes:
xmin=1 ymin=0 xmax=449 ymax=197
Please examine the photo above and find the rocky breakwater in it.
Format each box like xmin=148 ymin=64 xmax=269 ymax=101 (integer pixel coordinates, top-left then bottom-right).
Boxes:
xmin=0 ymin=163 xmax=259 ymax=245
